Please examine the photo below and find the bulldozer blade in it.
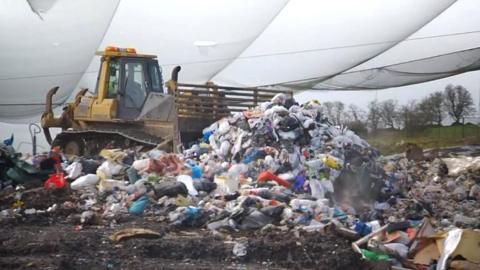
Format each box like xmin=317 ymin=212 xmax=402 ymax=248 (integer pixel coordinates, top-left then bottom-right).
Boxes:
xmin=45 ymin=86 xmax=60 ymax=114
xmin=43 ymin=127 xmax=52 ymax=145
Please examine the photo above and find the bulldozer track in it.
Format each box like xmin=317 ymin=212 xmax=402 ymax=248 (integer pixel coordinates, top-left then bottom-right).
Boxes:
xmin=52 ymin=129 xmax=169 ymax=157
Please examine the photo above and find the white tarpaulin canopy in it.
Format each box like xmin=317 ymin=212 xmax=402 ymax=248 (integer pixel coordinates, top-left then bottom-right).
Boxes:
xmin=1 ymin=0 xmax=479 ymax=122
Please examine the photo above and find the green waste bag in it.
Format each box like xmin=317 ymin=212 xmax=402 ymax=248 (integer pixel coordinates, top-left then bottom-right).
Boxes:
xmin=6 ymin=159 xmax=51 ymax=184
xmin=360 ymin=249 xmax=390 ymax=261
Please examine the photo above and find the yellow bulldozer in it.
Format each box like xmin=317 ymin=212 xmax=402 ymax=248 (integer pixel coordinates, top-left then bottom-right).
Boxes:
xmin=41 ymin=46 xmax=292 ymax=156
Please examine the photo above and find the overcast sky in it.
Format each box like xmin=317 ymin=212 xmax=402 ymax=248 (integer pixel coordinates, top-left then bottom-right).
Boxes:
xmin=297 ymin=70 xmax=480 ymax=112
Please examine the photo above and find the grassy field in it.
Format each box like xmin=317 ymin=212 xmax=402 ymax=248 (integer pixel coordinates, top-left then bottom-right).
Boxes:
xmin=365 ymin=124 xmax=480 ymax=155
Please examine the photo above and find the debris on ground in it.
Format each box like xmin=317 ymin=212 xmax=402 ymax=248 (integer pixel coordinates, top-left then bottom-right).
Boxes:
xmin=109 ymin=228 xmax=163 ymax=241
xmin=1 ymin=95 xmax=479 ymax=269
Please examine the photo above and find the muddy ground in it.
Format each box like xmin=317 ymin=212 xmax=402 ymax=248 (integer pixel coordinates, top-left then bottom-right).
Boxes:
xmin=0 ymin=188 xmax=364 ymax=270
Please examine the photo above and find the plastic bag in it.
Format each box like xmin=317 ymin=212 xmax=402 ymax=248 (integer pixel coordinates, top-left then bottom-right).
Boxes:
xmin=97 ymin=160 xmax=123 ymax=179
xmin=99 ymin=179 xmax=127 ymax=193
xmin=129 ymin=196 xmax=149 ymax=215
xmin=70 ymin=174 xmax=99 ymax=190
xmin=153 ymin=181 xmax=188 ymax=198
xmin=191 ymin=165 xmax=202 ymax=179
xmin=322 ymin=155 xmax=342 ymax=170
xmin=290 ymin=199 xmax=317 ymax=212
xmin=384 ymin=243 xmax=408 ymax=259
xmin=257 ymin=171 xmax=289 ymax=187
xmin=310 ymin=179 xmax=325 ymax=199
xmin=177 ymin=175 xmax=198 ymax=196
xmin=227 ymin=164 xmax=248 ymax=193
xmin=238 ymin=210 xmax=272 ymax=230
xmin=44 ymin=173 xmax=66 ymax=189
xmin=65 ymin=161 xmax=82 ymax=180
xmin=219 ymin=141 xmax=231 ymax=157
xmin=217 ymin=120 xmax=230 ymax=135
xmin=193 ymin=181 xmax=217 ymax=193
xmin=360 ymin=249 xmax=389 ymax=261
xmin=132 ymin=158 xmax=149 ymax=171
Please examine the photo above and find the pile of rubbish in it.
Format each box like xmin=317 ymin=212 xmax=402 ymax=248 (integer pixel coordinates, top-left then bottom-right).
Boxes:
xmin=1 ymin=94 xmax=479 ymax=270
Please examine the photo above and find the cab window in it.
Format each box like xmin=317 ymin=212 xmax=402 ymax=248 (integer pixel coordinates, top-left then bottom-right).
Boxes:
xmin=106 ymin=59 xmax=120 ymax=98
xmin=123 ymin=62 xmax=147 ymax=108
xmin=148 ymin=63 xmax=163 ymax=93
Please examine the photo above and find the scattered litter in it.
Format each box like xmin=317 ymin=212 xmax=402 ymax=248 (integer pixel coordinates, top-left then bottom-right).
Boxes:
xmin=232 ymin=238 xmax=248 ymax=257
xmin=108 ymin=228 xmax=162 ymax=241
xmin=1 ymin=96 xmax=479 ymax=270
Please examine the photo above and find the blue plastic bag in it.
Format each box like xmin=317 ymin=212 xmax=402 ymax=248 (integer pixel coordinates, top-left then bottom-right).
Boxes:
xmin=354 ymin=221 xmax=372 ymax=236
xmin=202 ymin=131 xmax=213 ymax=142
xmin=129 ymin=196 xmax=149 ymax=215
xmin=293 ymin=175 xmax=305 ymax=192
xmin=191 ymin=165 xmax=202 ymax=179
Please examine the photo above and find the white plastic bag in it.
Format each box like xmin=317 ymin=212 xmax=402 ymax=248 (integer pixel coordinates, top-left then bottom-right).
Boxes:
xmin=310 ymin=179 xmax=325 ymax=199
xmin=98 ymin=179 xmax=127 ymax=192
xmin=177 ymin=175 xmax=198 ymax=196
xmin=226 ymin=164 xmax=248 ymax=193
xmin=214 ymin=175 xmax=228 ymax=195
xmin=217 ymin=120 xmax=230 ymax=135
xmin=219 ymin=141 xmax=231 ymax=157
xmin=65 ymin=161 xmax=83 ymax=180
xmin=97 ymin=160 xmax=123 ymax=179
xmin=290 ymin=199 xmax=317 ymax=212
xmin=132 ymin=158 xmax=149 ymax=171
xmin=321 ymin=179 xmax=334 ymax=193
xmin=147 ymin=149 xmax=165 ymax=159
xmin=70 ymin=174 xmax=99 ymax=190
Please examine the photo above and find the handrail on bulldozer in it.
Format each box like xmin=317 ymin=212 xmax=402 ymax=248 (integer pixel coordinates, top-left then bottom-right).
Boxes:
xmin=168 ymin=66 xmax=293 ymax=120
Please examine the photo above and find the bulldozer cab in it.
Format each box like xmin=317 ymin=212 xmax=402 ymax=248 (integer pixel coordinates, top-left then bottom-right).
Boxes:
xmin=96 ymin=47 xmax=164 ymax=120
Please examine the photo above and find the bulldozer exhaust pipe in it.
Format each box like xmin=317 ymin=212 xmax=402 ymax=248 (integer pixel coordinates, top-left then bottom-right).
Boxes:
xmin=166 ymin=66 xmax=182 ymax=94
xmin=171 ymin=66 xmax=181 ymax=83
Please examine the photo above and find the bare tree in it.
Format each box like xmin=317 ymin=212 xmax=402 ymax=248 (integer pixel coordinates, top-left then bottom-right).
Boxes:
xmin=400 ymin=100 xmax=429 ymax=135
xmin=399 ymin=101 xmax=416 ymax=128
xmin=443 ymin=84 xmax=475 ymax=124
xmin=345 ymin=104 xmax=367 ymax=135
xmin=322 ymin=101 xmax=335 ymax=124
xmin=429 ymin=92 xmax=445 ymax=125
xmin=332 ymin=101 xmax=345 ymax=125
xmin=378 ymin=99 xmax=400 ymax=129
xmin=418 ymin=99 xmax=435 ymax=126
xmin=418 ymin=91 xmax=444 ymax=125
xmin=367 ymin=100 xmax=381 ymax=132
xmin=347 ymin=104 xmax=366 ymax=122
